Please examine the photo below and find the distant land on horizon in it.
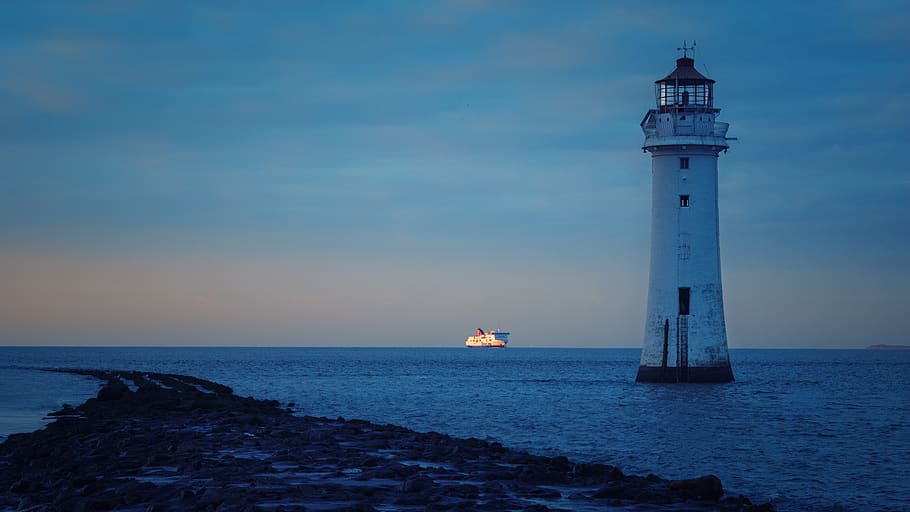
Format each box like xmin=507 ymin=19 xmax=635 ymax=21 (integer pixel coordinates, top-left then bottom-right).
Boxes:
xmin=866 ymin=344 xmax=910 ymax=350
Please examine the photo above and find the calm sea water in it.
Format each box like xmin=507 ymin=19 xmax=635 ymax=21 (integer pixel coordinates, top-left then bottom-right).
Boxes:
xmin=1 ymin=347 xmax=907 ymax=512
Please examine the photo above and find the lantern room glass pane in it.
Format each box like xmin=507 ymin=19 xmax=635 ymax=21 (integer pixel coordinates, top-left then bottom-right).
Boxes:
xmin=659 ymin=83 xmax=675 ymax=106
xmin=657 ymin=82 xmax=714 ymax=108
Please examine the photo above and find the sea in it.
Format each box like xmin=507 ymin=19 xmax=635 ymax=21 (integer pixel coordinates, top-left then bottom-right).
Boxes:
xmin=0 ymin=347 xmax=907 ymax=512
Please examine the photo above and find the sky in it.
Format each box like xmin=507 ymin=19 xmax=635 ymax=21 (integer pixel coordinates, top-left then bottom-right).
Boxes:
xmin=1 ymin=1 xmax=908 ymax=348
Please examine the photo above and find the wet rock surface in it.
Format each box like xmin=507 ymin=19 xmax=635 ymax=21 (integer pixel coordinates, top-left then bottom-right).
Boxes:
xmin=0 ymin=370 xmax=774 ymax=511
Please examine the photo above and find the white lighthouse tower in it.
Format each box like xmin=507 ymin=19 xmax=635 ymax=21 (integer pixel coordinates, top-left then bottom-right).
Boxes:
xmin=636 ymin=45 xmax=735 ymax=383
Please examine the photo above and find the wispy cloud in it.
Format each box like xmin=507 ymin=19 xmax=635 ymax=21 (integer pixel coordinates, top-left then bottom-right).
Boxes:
xmin=1 ymin=1 xmax=908 ymax=346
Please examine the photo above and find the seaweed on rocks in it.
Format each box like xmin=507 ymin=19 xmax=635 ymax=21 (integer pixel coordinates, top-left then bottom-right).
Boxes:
xmin=0 ymin=369 xmax=775 ymax=511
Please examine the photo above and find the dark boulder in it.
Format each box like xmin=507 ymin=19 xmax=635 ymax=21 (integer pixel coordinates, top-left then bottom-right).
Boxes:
xmin=400 ymin=475 xmax=434 ymax=493
xmin=670 ymin=474 xmax=724 ymax=500
xmin=97 ymin=381 xmax=129 ymax=401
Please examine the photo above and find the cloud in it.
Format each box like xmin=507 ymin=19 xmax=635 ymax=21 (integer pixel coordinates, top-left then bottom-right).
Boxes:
xmin=3 ymin=77 xmax=84 ymax=112
xmin=2 ymin=2 xmax=909 ymax=347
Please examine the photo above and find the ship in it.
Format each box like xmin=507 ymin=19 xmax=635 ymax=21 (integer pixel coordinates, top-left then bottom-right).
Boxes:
xmin=465 ymin=328 xmax=509 ymax=348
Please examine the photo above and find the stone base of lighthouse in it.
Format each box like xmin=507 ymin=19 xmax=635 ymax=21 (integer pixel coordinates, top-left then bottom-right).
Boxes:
xmin=634 ymin=292 xmax=736 ymax=384
xmin=636 ymin=365 xmax=733 ymax=383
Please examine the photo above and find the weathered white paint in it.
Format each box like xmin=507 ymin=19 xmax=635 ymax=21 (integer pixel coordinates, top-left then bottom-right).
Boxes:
xmin=637 ymin=56 xmax=734 ymax=382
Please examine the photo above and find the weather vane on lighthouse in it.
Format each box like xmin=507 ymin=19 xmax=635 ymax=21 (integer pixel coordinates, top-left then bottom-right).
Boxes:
xmin=677 ymin=40 xmax=696 ymax=58
xmin=635 ymin=46 xmax=735 ymax=383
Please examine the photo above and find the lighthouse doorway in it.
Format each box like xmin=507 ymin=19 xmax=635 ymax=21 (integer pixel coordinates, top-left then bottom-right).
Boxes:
xmin=678 ymin=287 xmax=691 ymax=316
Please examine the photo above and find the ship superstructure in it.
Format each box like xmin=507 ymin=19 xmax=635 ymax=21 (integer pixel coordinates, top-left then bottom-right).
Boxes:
xmin=465 ymin=328 xmax=509 ymax=348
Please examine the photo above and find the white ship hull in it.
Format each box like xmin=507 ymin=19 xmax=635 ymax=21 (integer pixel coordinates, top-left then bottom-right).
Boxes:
xmin=465 ymin=330 xmax=509 ymax=348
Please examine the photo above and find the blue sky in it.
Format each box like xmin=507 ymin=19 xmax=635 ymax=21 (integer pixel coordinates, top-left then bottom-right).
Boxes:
xmin=2 ymin=1 xmax=908 ymax=347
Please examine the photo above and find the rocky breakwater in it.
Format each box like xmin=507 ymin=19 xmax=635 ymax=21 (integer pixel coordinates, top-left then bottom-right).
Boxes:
xmin=0 ymin=370 xmax=774 ymax=511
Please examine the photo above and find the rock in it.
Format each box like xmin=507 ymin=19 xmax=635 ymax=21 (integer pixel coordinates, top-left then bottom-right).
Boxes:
xmin=8 ymin=479 xmax=29 ymax=493
xmin=517 ymin=466 xmax=554 ymax=485
xmin=670 ymin=474 xmax=724 ymax=500
xmin=0 ymin=370 xmax=775 ymax=512
xmin=593 ymin=482 xmax=628 ymax=499
xmin=549 ymin=455 xmax=571 ymax=469
xmin=444 ymin=484 xmax=479 ymax=499
xmin=400 ymin=475 xmax=434 ymax=493
xmin=526 ymin=487 xmax=561 ymax=499
xmin=335 ymin=504 xmax=379 ymax=512
xmin=608 ymin=466 xmax=625 ymax=481
xmin=97 ymin=383 xmax=128 ymax=401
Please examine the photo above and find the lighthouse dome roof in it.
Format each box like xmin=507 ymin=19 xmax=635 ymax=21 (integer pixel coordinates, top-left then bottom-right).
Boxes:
xmin=656 ymin=57 xmax=714 ymax=84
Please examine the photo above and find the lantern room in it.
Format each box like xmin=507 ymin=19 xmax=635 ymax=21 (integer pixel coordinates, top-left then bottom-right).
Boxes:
xmin=655 ymin=56 xmax=714 ymax=113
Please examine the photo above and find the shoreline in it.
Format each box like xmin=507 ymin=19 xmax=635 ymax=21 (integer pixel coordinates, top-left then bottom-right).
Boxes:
xmin=0 ymin=369 xmax=774 ymax=511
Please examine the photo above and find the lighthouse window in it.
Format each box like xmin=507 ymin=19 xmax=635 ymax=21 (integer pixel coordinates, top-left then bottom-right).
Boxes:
xmin=680 ymin=195 xmax=690 ymax=207
xmin=680 ymin=157 xmax=689 ymax=169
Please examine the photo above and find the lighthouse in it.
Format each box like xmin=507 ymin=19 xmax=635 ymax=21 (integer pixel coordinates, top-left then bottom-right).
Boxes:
xmin=636 ymin=45 xmax=735 ymax=383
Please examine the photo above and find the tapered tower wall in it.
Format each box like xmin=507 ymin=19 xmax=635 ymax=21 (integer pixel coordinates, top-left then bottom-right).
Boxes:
xmin=639 ymin=148 xmax=732 ymax=381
